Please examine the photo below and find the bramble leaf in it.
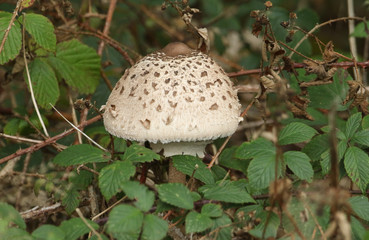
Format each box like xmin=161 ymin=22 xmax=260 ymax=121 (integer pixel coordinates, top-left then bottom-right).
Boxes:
xmin=121 ymin=181 xmax=155 ymax=212
xmin=141 ymin=214 xmax=168 ymax=240
xmin=185 ymin=211 xmax=213 ymax=233
xmin=107 ymin=205 xmax=143 ymax=240
xmin=172 ymin=155 xmax=214 ymax=184
xmin=236 ymin=137 xmax=275 ymax=159
xmin=0 ymin=202 xmax=26 ymax=229
xmin=349 ymin=196 xmax=369 ymax=221
xmin=279 ymin=122 xmax=317 ymax=145
xmin=344 ymin=146 xmax=369 ymax=193
xmin=352 ymin=130 xmax=369 ymax=147
xmin=32 ymin=225 xmax=65 ymax=240
xmin=201 ymin=203 xmax=222 ymax=218
xmin=345 ymin=112 xmax=362 ymax=139
xmin=47 ymin=39 xmax=100 ymax=94
xmin=19 ymin=13 xmax=56 ymax=51
xmin=200 ymin=181 xmax=255 ymax=203
xmin=99 ymin=161 xmax=135 ymax=201
xmin=0 ymin=12 xmax=21 ymax=64
xmin=62 ymin=189 xmax=79 ymax=214
xmin=157 ymin=183 xmax=194 ymax=210
xmin=248 ymin=154 xmax=281 ymax=190
xmin=122 ymin=144 xmax=160 ymax=163
xmin=284 ymin=151 xmax=313 ymax=182
xmin=25 ymin=57 xmax=59 ymax=109
xmin=53 ymin=144 xmax=110 ymax=166
xmin=59 ymin=218 xmax=99 ymax=240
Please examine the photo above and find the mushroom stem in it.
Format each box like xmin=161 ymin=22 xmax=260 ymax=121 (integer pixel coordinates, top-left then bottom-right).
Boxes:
xmin=168 ymin=159 xmax=186 ymax=184
xmin=151 ymin=141 xmax=210 ymax=184
xmin=150 ymin=141 xmax=210 ymax=158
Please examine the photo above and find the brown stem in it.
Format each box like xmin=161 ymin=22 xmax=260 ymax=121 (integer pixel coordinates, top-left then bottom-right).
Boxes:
xmin=0 ymin=115 xmax=102 ymax=165
xmin=97 ymin=0 xmax=117 ymax=56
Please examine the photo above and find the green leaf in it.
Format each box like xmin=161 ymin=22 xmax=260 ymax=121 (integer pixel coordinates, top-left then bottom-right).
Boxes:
xmin=352 ymin=130 xmax=369 ymax=147
xmin=59 ymin=218 xmax=99 ymax=240
xmin=0 ymin=12 xmax=21 ymax=64
xmin=248 ymin=154 xmax=281 ymax=190
xmin=284 ymin=151 xmax=313 ymax=182
xmin=107 ymin=205 xmax=144 ymax=240
xmin=201 ymin=203 xmax=222 ymax=218
xmin=24 ymin=58 xmax=59 ymax=109
xmin=209 ymin=214 xmax=232 ymax=240
xmin=201 ymin=181 xmax=255 ymax=204
xmin=157 ymin=183 xmax=194 ymax=209
xmin=99 ymin=161 xmax=135 ymax=201
xmin=362 ymin=115 xmax=369 ymax=129
xmin=219 ymin=146 xmax=249 ymax=173
xmin=351 ymin=21 xmax=369 ymax=38
xmin=351 ymin=217 xmax=367 ymax=240
xmin=345 ymin=112 xmax=362 ymax=139
xmin=1 ymin=228 xmax=33 ymax=240
xmin=19 ymin=13 xmax=56 ymax=51
xmin=121 ymin=181 xmax=155 ymax=212
xmin=349 ymin=196 xmax=369 ymax=221
xmin=320 ymin=140 xmax=348 ymax=175
xmin=278 ymin=122 xmax=317 ymax=145
xmin=47 ymin=39 xmax=101 ymax=94
xmin=172 ymin=155 xmax=214 ymax=184
xmin=62 ymin=189 xmax=79 ymax=214
xmin=308 ymin=70 xmax=350 ymax=111
xmin=185 ymin=211 xmax=213 ymax=233
xmin=69 ymin=169 xmax=93 ymax=190
xmin=0 ymin=202 xmax=26 ymax=229
xmin=123 ymin=144 xmax=160 ymax=163
xmin=236 ymin=138 xmax=275 ymax=159
xmin=344 ymin=146 xmax=369 ymax=192
xmin=3 ymin=118 xmax=27 ymax=136
xmin=141 ymin=214 xmax=168 ymax=240
xmin=249 ymin=211 xmax=280 ymax=239
xmin=302 ymin=134 xmax=329 ymax=161
xmin=32 ymin=225 xmax=65 ymax=240
xmin=53 ymin=144 xmax=110 ymax=166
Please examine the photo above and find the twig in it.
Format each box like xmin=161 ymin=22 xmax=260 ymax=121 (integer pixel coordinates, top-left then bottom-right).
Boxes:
xmin=68 ymin=92 xmax=82 ymax=144
xmin=139 ymin=4 xmax=185 ymax=42
xmin=0 ymin=0 xmax=23 ymax=55
xmin=347 ymin=0 xmax=358 ymax=61
xmin=22 ymin=13 xmax=49 ymax=137
xmin=302 ymin=199 xmax=326 ymax=239
xmin=11 ymin=171 xmax=46 ymax=179
xmin=97 ymin=0 xmax=117 ymax=56
xmin=289 ymin=17 xmax=365 ymax=59
xmin=76 ymin=208 xmax=103 ymax=240
xmin=226 ymin=61 xmax=369 ymax=78
xmin=0 ymin=115 xmax=102 ymax=164
xmin=21 ymin=202 xmax=63 ymax=221
xmin=91 ymin=196 xmax=127 ymax=221
xmin=100 ymin=69 xmax=114 ymax=91
xmin=58 ymin=27 xmax=136 ymax=66
xmin=299 ymin=80 xmax=333 ymax=87
xmin=50 ymin=104 xmax=107 ymax=152
xmin=0 ymin=133 xmax=43 ymax=144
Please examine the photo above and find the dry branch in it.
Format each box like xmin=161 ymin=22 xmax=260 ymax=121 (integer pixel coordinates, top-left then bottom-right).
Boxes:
xmin=0 ymin=115 xmax=102 ymax=165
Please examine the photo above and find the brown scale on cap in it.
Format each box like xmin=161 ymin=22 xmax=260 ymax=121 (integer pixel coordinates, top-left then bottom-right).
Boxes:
xmin=161 ymin=42 xmax=194 ymax=57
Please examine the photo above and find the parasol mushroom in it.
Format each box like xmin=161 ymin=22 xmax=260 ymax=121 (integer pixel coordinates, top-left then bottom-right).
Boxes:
xmin=102 ymin=42 xmax=242 ymax=183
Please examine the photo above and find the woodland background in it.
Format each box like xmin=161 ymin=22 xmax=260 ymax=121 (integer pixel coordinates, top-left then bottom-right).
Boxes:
xmin=1 ymin=0 xmax=369 ymax=239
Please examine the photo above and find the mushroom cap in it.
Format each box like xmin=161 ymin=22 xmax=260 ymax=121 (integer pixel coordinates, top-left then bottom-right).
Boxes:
xmin=103 ymin=42 xmax=242 ymax=144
